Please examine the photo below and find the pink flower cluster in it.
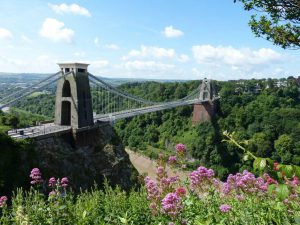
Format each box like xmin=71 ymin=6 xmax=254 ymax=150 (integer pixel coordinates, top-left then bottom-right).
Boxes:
xmin=219 ymin=204 xmax=231 ymax=213
xmin=48 ymin=177 xmax=56 ymax=187
xmin=61 ymin=177 xmax=69 ymax=188
xmin=222 ymin=170 xmax=268 ymax=195
xmin=175 ymin=143 xmax=186 ymax=155
xmin=190 ymin=166 xmax=215 ymax=188
xmin=168 ymin=156 xmax=177 ymax=164
xmin=48 ymin=177 xmax=69 ymax=188
xmin=30 ymin=168 xmax=43 ymax=185
xmin=0 ymin=196 xmax=8 ymax=207
xmin=292 ymin=176 xmax=299 ymax=186
xmin=144 ymin=176 xmax=161 ymax=201
xmin=161 ymin=192 xmax=183 ymax=217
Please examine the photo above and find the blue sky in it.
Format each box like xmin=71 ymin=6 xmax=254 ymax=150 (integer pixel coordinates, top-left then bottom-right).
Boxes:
xmin=0 ymin=0 xmax=299 ymax=80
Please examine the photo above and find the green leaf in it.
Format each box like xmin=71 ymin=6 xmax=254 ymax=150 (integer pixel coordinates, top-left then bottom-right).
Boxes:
xmin=281 ymin=165 xmax=293 ymax=178
xmin=294 ymin=216 xmax=300 ymax=225
xmin=253 ymin=158 xmax=262 ymax=171
xmin=277 ymin=184 xmax=289 ymax=201
xmin=243 ymin=154 xmax=249 ymax=161
xmin=82 ymin=210 xmax=87 ymax=219
xmin=293 ymin=165 xmax=300 ymax=178
xmin=268 ymin=184 xmax=276 ymax=195
xmin=259 ymin=158 xmax=267 ymax=171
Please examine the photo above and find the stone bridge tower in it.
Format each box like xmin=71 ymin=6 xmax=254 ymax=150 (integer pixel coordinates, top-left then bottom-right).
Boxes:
xmin=55 ymin=63 xmax=94 ymax=129
xmin=192 ymin=78 xmax=217 ymax=125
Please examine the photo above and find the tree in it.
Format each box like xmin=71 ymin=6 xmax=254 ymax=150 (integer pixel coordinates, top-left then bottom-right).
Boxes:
xmin=274 ymin=134 xmax=294 ymax=163
xmin=235 ymin=0 xmax=300 ymax=49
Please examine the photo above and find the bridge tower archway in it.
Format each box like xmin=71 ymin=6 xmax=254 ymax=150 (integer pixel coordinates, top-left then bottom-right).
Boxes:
xmin=55 ymin=63 xmax=94 ymax=129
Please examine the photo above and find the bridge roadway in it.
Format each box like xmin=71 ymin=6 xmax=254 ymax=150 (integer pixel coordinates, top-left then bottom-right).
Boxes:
xmin=94 ymin=98 xmax=206 ymax=121
xmin=7 ymin=123 xmax=71 ymax=139
xmin=7 ymin=98 xmax=209 ymax=139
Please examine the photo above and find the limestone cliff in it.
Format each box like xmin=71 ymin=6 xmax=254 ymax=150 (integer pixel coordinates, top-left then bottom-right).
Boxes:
xmin=0 ymin=122 xmax=138 ymax=196
xmin=33 ymin=122 xmax=139 ymax=191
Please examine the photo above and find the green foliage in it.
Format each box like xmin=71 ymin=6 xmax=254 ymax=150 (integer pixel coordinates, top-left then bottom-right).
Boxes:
xmin=223 ymin=131 xmax=300 ymax=201
xmin=235 ymin=0 xmax=300 ymax=49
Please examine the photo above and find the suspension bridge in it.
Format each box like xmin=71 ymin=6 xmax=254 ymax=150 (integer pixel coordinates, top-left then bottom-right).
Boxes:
xmin=0 ymin=63 xmax=218 ymax=140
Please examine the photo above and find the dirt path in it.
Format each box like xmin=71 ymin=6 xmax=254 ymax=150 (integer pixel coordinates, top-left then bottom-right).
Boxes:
xmin=126 ymin=149 xmax=188 ymax=180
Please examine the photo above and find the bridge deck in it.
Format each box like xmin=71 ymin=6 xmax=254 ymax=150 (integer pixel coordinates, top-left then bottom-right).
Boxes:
xmin=7 ymin=123 xmax=71 ymax=139
xmin=94 ymin=99 xmax=206 ymax=121
xmin=7 ymin=98 xmax=213 ymax=139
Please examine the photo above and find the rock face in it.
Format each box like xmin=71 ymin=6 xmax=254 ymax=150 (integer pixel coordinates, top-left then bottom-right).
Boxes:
xmin=32 ymin=122 xmax=138 ymax=191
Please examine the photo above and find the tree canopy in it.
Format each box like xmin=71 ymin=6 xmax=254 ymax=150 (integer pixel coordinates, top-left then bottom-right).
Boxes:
xmin=235 ymin=0 xmax=300 ymax=49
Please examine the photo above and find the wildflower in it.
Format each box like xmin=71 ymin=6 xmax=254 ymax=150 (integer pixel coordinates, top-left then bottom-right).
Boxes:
xmin=292 ymin=176 xmax=299 ymax=186
xmin=0 ymin=196 xmax=8 ymax=207
xmin=29 ymin=168 xmax=43 ymax=185
xmin=219 ymin=204 xmax=231 ymax=213
xmin=48 ymin=177 xmax=56 ymax=188
xmin=144 ymin=176 xmax=161 ymax=200
xmin=175 ymin=143 xmax=186 ymax=155
xmin=189 ymin=166 xmax=215 ymax=188
xmin=168 ymin=156 xmax=177 ymax=164
xmin=61 ymin=177 xmax=69 ymax=188
xmin=266 ymin=176 xmax=277 ymax=185
xmin=181 ymin=219 xmax=188 ymax=225
xmin=222 ymin=182 xmax=231 ymax=195
xmin=176 ymin=187 xmax=186 ymax=197
xmin=161 ymin=192 xmax=182 ymax=216
xmin=236 ymin=194 xmax=245 ymax=201
xmin=48 ymin=191 xmax=57 ymax=198
xmin=156 ymin=166 xmax=165 ymax=176
xmin=225 ymin=170 xmax=268 ymax=194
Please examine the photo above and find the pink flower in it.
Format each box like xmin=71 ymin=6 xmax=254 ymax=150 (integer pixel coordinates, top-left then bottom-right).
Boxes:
xmin=48 ymin=177 xmax=56 ymax=188
xmin=161 ymin=192 xmax=182 ymax=216
xmin=61 ymin=177 xmax=69 ymax=188
xmin=175 ymin=143 xmax=186 ymax=155
xmin=0 ymin=196 xmax=8 ymax=207
xmin=219 ymin=204 xmax=231 ymax=213
xmin=189 ymin=166 xmax=215 ymax=188
xmin=168 ymin=156 xmax=177 ymax=164
xmin=30 ymin=168 xmax=43 ymax=185
xmin=292 ymin=176 xmax=299 ymax=186
xmin=144 ymin=176 xmax=161 ymax=200
xmin=175 ymin=187 xmax=186 ymax=197
xmin=156 ymin=166 xmax=165 ymax=176
xmin=224 ymin=170 xmax=268 ymax=194
xmin=48 ymin=191 xmax=57 ymax=198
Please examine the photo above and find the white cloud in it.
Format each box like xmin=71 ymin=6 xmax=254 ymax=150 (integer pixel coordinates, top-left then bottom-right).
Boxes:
xmin=123 ymin=60 xmax=175 ymax=71
xmin=48 ymin=3 xmax=91 ymax=17
xmin=178 ymin=54 xmax=189 ymax=62
xmin=0 ymin=55 xmax=58 ymax=73
xmin=192 ymin=45 xmax=282 ymax=72
xmin=122 ymin=45 xmax=176 ymax=60
xmin=94 ymin=37 xmax=100 ymax=47
xmin=162 ymin=26 xmax=184 ymax=38
xmin=39 ymin=18 xmax=74 ymax=43
xmin=0 ymin=28 xmax=13 ymax=41
xmin=105 ymin=44 xmax=120 ymax=50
